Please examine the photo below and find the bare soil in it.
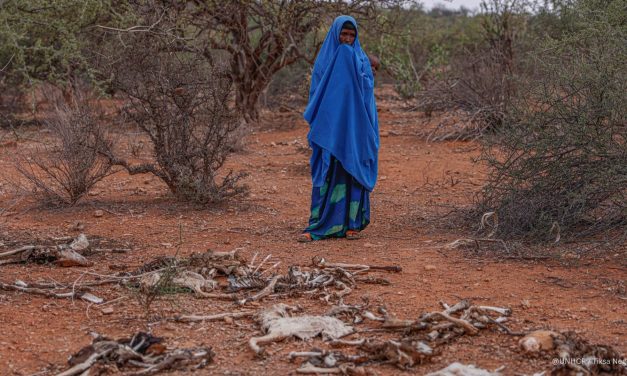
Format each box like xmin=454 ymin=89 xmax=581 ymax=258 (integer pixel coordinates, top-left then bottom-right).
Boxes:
xmin=0 ymin=93 xmax=625 ymax=375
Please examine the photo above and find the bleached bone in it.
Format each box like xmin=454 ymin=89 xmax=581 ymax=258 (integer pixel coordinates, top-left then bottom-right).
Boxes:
xmin=176 ymin=311 xmax=254 ymax=323
xmin=296 ymin=363 xmax=342 ymax=374
xmin=69 ymin=234 xmax=89 ymax=251
xmin=328 ymin=338 xmax=367 ymax=347
xmin=477 ymin=306 xmax=512 ymax=316
xmin=239 ymin=274 xmax=281 ymax=305
xmin=312 ymin=256 xmax=402 ymax=272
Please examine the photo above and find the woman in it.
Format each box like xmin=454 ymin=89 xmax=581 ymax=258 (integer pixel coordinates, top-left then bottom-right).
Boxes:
xmin=299 ymin=15 xmax=379 ymax=242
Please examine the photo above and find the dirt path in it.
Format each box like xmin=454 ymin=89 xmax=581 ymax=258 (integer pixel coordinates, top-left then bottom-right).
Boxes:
xmin=0 ymin=101 xmax=625 ymax=375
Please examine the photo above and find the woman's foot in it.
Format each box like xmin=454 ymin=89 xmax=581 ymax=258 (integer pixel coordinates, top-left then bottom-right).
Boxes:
xmin=345 ymin=230 xmax=361 ymax=240
xmin=297 ymin=233 xmax=313 ymax=243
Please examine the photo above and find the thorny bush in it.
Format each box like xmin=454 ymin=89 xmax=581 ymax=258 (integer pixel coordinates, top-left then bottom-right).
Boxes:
xmin=103 ymin=31 xmax=248 ymax=205
xmin=14 ymin=92 xmax=112 ymax=206
xmin=476 ymin=0 xmax=627 ymax=241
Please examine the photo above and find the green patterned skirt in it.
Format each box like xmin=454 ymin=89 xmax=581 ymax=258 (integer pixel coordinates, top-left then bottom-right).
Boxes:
xmin=305 ymin=157 xmax=370 ymax=240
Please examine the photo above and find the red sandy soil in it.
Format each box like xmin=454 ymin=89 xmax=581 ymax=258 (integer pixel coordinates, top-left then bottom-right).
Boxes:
xmin=0 ymin=93 xmax=625 ymax=375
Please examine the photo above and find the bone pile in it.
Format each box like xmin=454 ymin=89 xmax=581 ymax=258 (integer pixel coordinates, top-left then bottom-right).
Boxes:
xmin=57 ymin=332 xmax=213 ymax=376
xmin=131 ymin=251 xmax=402 ymax=306
xmin=286 ymin=299 xmax=515 ymax=373
xmin=0 ymin=234 xmax=93 ymax=267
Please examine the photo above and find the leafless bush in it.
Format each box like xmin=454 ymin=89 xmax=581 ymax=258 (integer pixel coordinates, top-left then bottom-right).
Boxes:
xmin=14 ymin=93 xmax=112 ymax=206
xmin=102 ymin=31 xmax=247 ymax=205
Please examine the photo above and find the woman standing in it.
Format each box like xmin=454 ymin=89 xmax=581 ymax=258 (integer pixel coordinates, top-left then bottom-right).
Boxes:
xmin=299 ymin=15 xmax=379 ymax=242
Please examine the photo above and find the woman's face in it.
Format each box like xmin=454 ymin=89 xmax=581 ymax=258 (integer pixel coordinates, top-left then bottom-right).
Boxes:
xmin=339 ymin=28 xmax=356 ymax=45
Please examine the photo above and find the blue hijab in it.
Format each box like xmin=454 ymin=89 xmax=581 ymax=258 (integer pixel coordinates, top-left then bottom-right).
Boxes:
xmin=304 ymin=15 xmax=379 ymax=192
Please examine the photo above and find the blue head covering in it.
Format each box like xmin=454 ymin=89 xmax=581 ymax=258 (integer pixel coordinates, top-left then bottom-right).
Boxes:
xmin=304 ymin=15 xmax=379 ymax=191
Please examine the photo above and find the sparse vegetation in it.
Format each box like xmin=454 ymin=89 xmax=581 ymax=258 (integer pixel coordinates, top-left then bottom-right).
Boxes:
xmin=102 ymin=28 xmax=249 ymax=204
xmin=14 ymin=92 xmax=112 ymax=206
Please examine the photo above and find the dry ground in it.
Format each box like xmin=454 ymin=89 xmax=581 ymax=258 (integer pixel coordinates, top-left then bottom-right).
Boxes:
xmin=0 ymin=95 xmax=625 ymax=375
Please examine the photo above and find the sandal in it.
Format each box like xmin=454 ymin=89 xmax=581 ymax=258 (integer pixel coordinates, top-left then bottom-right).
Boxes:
xmin=345 ymin=230 xmax=361 ymax=240
xmin=297 ymin=233 xmax=313 ymax=243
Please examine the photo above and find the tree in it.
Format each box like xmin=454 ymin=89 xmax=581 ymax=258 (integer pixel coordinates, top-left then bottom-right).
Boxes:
xmin=183 ymin=0 xmax=404 ymax=122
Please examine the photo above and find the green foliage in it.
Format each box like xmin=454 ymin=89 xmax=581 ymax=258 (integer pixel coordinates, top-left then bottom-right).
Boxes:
xmin=362 ymin=6 xmax=483 ymax=99
xmin=478 ymin=0 xmax=627 ymax=240
xmin=0 ymin=0 xmax=116 ymax=87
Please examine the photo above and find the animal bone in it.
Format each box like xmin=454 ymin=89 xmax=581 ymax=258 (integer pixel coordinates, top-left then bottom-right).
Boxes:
xmin=296 ymin=362 xmax=342 ymax=374
xmin=176 ymin=311 xmax=254 ymax=323
xmin=477 ymin=305 xmax=511 ymax=316
xmin=249 ymin=304 xmax=353 ymax=355
xmin=140 ymin=270 xmax=218 ymax=297
xmin=428 ymin=312 xmax=478 ymax=335
xmin=69 ymin=234 xmax=89 ymax=251
xmin=312 ymin=256 xmax=402 ymax=272
xmin=239 ymin=274 xmax=281 ymax=305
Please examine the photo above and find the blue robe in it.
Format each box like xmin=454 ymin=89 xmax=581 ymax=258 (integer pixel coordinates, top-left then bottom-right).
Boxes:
xmin=303 ymin=16 xmax=379 ymax=239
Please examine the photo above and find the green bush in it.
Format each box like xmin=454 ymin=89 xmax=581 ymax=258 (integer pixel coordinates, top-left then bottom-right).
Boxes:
xmin=477 ymin=0 xmax=627 ymax=240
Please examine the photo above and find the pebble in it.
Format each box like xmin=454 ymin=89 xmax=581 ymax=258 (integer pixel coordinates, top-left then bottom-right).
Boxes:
xmin=101 ymin=307 xmax=114 ymax=315
xmin=424 ymin=265 xmax=436 ymax=271
xmin=94 ymin=210 xmax=104 ymax=218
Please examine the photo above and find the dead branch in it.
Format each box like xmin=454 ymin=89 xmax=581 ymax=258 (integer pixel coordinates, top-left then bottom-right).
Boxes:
xmin=0 ymin=281 xmax=103 ymax=303
xmin=428 ymin=312 xmax=479 ymax=335
xmin=57 ymin=348 xmax=113 ymax=376
xmin=0 ymin=245 xmax=38 ymax=258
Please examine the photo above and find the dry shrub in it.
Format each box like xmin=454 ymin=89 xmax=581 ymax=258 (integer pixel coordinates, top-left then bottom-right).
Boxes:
xmin=476 ymin=0 xmax=627 ymax=241
xmin=102 ymin=30 xmax=247 ymax=205
xmin=417 ymin=0 xmax=528 ymax=140
xmin=14 ymin=92 xmax=112 ymax=206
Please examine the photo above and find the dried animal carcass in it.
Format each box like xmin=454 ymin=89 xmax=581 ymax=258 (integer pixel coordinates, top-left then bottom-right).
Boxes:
xmin=250 ymin=304 xmax=354 ymax=355
xmin=58 ymin=332 xmax=213 ymax=376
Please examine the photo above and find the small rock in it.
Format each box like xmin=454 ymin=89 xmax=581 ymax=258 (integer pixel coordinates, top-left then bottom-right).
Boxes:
xmin=521 ymin=299 xmax=531 ymax=309
xmin=101 ymin=307 xmax=114 ymax=315
xmin=424 ymin=265 xmax=436 ymax=271
xmin=94 ymin=210 xmax=104 ymax=218
xmin=223 ymin=316 xmax=234 ymax=324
